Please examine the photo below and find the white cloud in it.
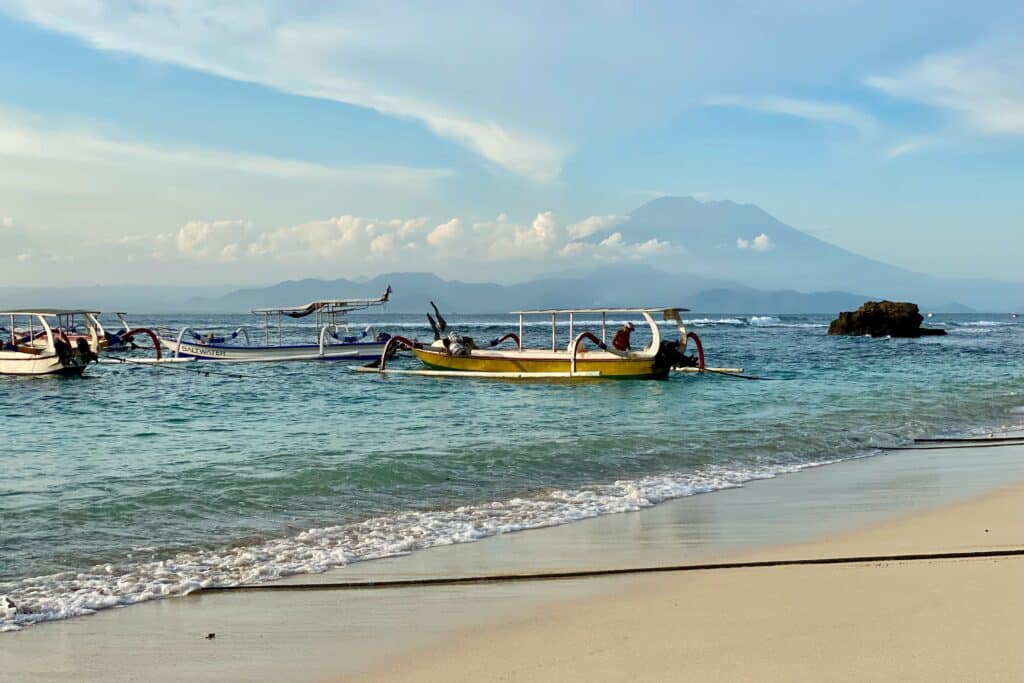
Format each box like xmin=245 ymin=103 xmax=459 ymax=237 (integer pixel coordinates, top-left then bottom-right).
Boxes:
xmin=176 ymin=220 xmax=253 ymax=261
xmin=704 ymin=95 xmax=879 ymax=137
xmin=369 ymin=233 xmax=396 ymax=256
xmin=113 ymin=209 xmax=677 ymax=274
xmin=0 ymin=1 xmax=564 ymax=180
xmin=250 ymin=215 xmax=429 ymax=260
xmin=1 ymin=216 xmax=13 ymax=227
xmin=16 ymin=253 xmax=30 ymax=262
xmin=426 ymin=218 xmax=463 ymax=248
xmin=0 ymin=107 xmax=449 ymax=186
xmin=567 ymin=215 xmax=626 ymax=240
xmin=561 ymin=232 xmax=673 ymax=260
xmin=884 ymin=136 xmax=937 ymax=159
xmin=513 ymin=212 xmax=558 ymax=251
xmin=737 ymin=233 xmax=774 ymax=251
xmin=867 ymin=40 xmax=1024 ymax=135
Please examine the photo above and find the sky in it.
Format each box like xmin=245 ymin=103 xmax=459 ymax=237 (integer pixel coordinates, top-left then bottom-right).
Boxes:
xmin=1 ymin=1 xmax=1022 ymax=287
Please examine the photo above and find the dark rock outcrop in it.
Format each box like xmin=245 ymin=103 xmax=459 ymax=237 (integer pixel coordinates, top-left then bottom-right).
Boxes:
xmin=828 ymin=301 xmax=947 ymax=337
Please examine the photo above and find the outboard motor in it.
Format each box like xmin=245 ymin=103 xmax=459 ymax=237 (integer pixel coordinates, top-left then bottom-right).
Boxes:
xmin=653 ymin=340 xmax=698 ymax=374
xmin=53 ymin=337 xmax=72 ymax=366
xmin=76 ymin=337 xmax=99 ymax=363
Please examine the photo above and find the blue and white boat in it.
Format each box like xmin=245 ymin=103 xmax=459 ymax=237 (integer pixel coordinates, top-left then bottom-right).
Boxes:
xmin=157 ymin=287 xmax=394 ymax=362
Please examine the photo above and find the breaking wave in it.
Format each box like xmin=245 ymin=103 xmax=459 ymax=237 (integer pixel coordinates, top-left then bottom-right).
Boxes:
xmin=0 ymin=457 xmax=843 ymax=632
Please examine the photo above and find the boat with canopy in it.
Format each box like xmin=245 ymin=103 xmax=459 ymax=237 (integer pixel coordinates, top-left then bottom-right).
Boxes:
xmin=362 ymin=306 xmax=714 ymax=380
xmin=156 ymin=287 xmax=395 ymax=362
xmin=1 ymin=309 xmax=104 ymax=376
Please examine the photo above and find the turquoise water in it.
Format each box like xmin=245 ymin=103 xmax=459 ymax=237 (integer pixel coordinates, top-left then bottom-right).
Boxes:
xmin=2 ymin=313 xmax=1023 ymax=630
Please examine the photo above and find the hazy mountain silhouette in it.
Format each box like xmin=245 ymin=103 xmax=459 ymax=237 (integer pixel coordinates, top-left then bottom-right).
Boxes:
xmin=604 ymin=197 xmax=1020 ymax=310
xmin=175 ymin=266 xmax=876 ymax=314
xmin=3 ymin=196 xmax=1018 ymax=313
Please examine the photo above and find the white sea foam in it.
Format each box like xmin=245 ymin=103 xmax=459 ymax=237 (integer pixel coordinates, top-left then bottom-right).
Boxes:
xmin=0 ymin=458 xmax=842 ymax=632
xmin=683 ymin=318 xmax=746 ymax=326
xmin=958 ymin=321 xmax=1013 ymax=327
xmin=747 ymin=316 xmax=826 ymax=329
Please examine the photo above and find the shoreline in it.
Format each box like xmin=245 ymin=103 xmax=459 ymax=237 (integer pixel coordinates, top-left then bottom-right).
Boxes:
xmin=362 ymin=479 xmax=1024 ymax=682
xmin=4 ymin=443 xmax=1024 ymax=681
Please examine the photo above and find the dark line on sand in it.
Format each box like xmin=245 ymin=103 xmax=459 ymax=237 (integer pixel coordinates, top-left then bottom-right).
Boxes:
xmin=887 ymin=441 xmax=1024 ymax=450
xmin=914 ymin=436 xmax=1024 ymax=444
xmin=196 ymin=548 xmax=1024 ymax=594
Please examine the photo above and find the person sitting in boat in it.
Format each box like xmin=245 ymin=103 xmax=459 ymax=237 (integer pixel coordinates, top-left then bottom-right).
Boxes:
xmin=612 ymin=322 xmax=635 ymax=351
xmin=442 ymin=330 xmax=476 ymax=356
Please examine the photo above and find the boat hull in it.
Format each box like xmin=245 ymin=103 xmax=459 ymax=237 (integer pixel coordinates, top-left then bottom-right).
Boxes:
xmin=411 ymin=347 xmax=667 ymax=379
xmin=160 ymin=339 xmax=390 ymax=362
xmin=0 ymin=352 xmax=87 ymax=377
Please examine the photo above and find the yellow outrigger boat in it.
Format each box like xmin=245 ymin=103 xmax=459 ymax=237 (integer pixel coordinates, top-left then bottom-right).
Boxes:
xmin=363 ymin=307 xmax=710 ymax=380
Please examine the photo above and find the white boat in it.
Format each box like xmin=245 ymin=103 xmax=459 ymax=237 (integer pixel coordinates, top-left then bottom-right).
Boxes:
xmin=157 ymin=287 xmax=395 ymax=362
xmin=0 ymin=309 xmax=103 ymax=377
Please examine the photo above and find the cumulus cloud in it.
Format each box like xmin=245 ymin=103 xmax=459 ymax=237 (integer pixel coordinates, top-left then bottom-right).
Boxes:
xmin=513 ymin=211 xmax=558 ymax=252
xmin=369 ymin=233 xmax=396 ymax=256
xmin=426 ymin=218 xmax=463 ymax=248
xmin=112 ymin=210 xmax=681 ymax=276
xmin=567 ymin=215 xmax=626 ymax=240
xmin=250 ymin=216 xmax=430 ymax=260
xmin=177 ymin=220 xmax=253 ymax=261
xmin=561 ymin=232 xmax=673 ymax=260
xmin=736 ymin=233 xmax=774 ymax=251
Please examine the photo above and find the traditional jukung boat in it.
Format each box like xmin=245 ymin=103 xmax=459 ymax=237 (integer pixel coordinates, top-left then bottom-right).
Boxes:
xmin=365 ymin=306 xmax=709 ymax=380
xmin=157 ymin=287 xmax=395 ymax=362
xmin=0 ymin=309 xmax=104 ymax=377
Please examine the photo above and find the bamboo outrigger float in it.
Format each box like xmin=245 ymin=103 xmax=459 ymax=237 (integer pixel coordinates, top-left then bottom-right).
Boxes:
xmin=0 ymin=310 xmax=104 ymax=377
xmin=360 ymin=306 xmax=713 ymax=380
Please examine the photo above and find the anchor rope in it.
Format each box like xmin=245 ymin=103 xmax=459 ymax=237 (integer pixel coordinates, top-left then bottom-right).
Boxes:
xmin=102 ymin=356 xmax=258 ymax=379
xmin=195 ymin=547 xmax=1024 ymax=595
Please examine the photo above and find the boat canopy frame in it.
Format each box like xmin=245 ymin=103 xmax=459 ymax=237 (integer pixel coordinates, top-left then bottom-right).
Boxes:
xmin=1 ymin=309 xmax=104 ymax=353
xmin=250 ymin=287 xmax=392 ymax=346
xmin=506 ymin=307 xmax=692 ymax=352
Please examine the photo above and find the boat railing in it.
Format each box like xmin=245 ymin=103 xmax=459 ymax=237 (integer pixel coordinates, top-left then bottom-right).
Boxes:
xmin=173 ymin=327 xmax=194 ymax=359
xmin=318 ymin=326 xmax=333 ymax=357
xmin=570 ymin=331 xmax=605 ymax=376
xmin=232 ymin=326 xmax=252 ymax=346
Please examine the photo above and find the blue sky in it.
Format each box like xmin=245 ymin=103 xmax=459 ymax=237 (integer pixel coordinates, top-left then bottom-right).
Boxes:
xmin=0 ymin=1 xmax=1022 ymax=286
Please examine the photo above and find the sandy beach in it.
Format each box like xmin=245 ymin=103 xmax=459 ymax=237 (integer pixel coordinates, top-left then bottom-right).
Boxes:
xmin=363 ymin=480 xmax=1024 ymax=682
xmin=4 ymin=443 xmax=1024 ymax=682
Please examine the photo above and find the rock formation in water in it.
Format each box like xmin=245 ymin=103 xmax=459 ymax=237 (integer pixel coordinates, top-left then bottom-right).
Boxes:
xmin=827 ymin=301 xmax=947 ymax=338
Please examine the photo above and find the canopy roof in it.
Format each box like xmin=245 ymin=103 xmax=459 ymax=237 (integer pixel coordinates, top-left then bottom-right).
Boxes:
xmin=252 ymin=287 xmax=392 ymax=318
xmin=0 ymin=309 xmax=100 ymax=316
xmin=510 ymin=307 xmax=689 ymax=315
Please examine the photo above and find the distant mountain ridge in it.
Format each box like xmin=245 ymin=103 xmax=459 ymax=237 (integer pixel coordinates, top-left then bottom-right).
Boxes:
xmin=2 ymin=196 xmax=1018 ymax=313
xmin=0 ymin=266 xmax=885 ymax=314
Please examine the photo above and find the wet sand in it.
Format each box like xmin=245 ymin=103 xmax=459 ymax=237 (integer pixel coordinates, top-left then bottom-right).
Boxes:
xmin=363 ymin=479 xmax=1024 ymax=682
xmin=3 ymin=443 xmax=1024 ymax=681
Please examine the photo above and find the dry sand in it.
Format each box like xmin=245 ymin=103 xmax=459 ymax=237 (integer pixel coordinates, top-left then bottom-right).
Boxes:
xmin=360 ymin=482 xmax=1024 ymax=682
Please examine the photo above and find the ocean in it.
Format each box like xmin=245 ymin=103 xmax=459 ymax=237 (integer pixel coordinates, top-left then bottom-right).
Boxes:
xmin=2 ymin=312 xmax=1023 ymax=631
